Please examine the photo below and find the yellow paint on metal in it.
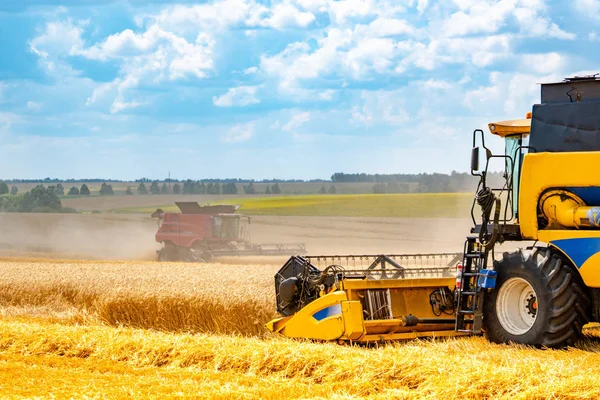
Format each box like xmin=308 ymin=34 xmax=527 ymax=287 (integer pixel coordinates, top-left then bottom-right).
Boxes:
xmin=273 ymin=291 xmax=348 ymax=341
xmin=358 ymin=330 xmax=469 ymax=342
xmin=341 ymin=277 xmax=455 ymax=290
xmin=488 ymin=119 xmax=530 ymax=137
xmin=579 ymin=252 xmax=600 ymax=288
xmin=266 ymin=276 xmax=464 ymax=342
xmin=519 ymin=152 xmax=600 ymax=239
xmin=341 ymin=301 xmax=365 ymax=340
xmin=538 ymin=189 xmax=593 ymax=229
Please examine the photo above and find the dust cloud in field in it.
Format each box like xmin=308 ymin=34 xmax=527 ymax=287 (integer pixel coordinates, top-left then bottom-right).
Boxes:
xmin=0 ymin=213 xmax=160 ymax=260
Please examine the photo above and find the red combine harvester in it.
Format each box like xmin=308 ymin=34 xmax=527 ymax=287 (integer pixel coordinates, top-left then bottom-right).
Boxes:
xmin=152 ymin=202 xmax=306 ymax=262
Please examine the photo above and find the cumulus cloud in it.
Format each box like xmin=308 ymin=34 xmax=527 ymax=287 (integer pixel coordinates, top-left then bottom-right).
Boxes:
xmin=283 ymin=111 xmax=311 ymax=131
xmin=222 ymin=122 xmax=254 ymax=142
xmin=519 ymin=52 xmax=565 ymax=74
xmin=29 ymin=18 xmax=85 ymax=58
xmin=150 ymin=0 xmax=315 ymax=32
xmin=213 ymin=86 xmax=260 ymax=107
xmin=27 ymin=0 xmax=580 ymax=119
xmin=77 ymin=26 xmax=215 ymax=80
xmin=440 ymin=0 xmax=574 ymax=40
xmin=463 ymin=70 xmax=564 ymax=116
xmin=574 ymin=0 xmax=600 ymax=19
xmin=351 ymin=89 xmax=410 ymax=126
xmin=258 ymin=3 xmax=316 ymax=29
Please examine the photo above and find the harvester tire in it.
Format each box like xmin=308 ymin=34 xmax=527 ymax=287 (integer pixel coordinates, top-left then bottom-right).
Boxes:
xmin=187 ymin=249 xmax=207 ymax=263
xmin=158 ymin=246 xmax=178 ymax=262
xmin=483 ymin=247 xmax=590 ymax=348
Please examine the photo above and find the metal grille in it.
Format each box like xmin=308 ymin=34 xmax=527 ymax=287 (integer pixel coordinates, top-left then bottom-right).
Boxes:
xmin=306 ymin=253 xmax=462 ymax=280
xmin=363 ymin=289 xmax=393 ymax=320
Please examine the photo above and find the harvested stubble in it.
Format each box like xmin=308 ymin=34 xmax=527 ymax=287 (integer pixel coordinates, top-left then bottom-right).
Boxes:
xmin=1 ymin=318 xmax=600 ymax=399
xmin=0 ymin=257 xmax=278 ymax=335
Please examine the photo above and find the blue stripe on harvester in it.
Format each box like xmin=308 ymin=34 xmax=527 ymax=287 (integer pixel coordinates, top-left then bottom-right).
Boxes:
xmin=569 ymin=187 xmax=600 ymax=205
xmin=551 ymin=238 xmax=600 ymax=268
xmin=313 ymin=304 xmax=342 ymax=321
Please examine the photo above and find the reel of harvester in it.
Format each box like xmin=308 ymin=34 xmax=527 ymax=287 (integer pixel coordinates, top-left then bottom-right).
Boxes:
xmin=268 ymin=253 xmax=465 ymax=343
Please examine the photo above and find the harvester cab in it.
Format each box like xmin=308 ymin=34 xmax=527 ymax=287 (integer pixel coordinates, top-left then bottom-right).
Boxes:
xmin=267 ymin=75 xmax=600 ymax=347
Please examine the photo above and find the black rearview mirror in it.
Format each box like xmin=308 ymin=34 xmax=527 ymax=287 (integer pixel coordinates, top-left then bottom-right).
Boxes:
xmin=471 ymin=147 xmax=479 ymax=171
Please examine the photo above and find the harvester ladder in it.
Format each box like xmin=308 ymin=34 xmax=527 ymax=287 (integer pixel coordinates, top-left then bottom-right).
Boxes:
xmin=455 ymin=237 xmax=486 ymax=334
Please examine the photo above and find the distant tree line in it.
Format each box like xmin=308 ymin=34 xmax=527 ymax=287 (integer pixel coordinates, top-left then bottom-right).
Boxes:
xmin=330 ymin=172 xmax=504 ymax=194
xmin=2 ymin=171 xmax=507 ymax=197
xmin=5 ymin=178 xmax=325 ymax=184
xmin=0 ymin=184 xmax=76 ymax=213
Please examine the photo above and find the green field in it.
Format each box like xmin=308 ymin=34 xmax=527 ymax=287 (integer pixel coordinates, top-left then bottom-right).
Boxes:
xmin=113 ymin=193 xmax=474 ymax=218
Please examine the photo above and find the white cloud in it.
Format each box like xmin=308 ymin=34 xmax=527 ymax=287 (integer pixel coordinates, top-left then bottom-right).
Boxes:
xmin=463 ymin=71 xmax=564 ymax=117
xmin=111 ymin=100 xmax=146 ymax=114
xmin=38 ymin=20 xmax=216 ymax=113
xmin=258 ymin=3 xmax=316 ymax=29
xmin=29 ymin=19 xmax=86 ymax=75
xmin=574 ymin=0 xmax=600 ymax=19
xmin=329 ymin=0 xmax=377 ymax=25
xmin=416 ymin=0 xmax=429 ymax=14
xmin=421 ymin=79 xmax=452 ymax=89
xmin=150 ymin=0 xmax=315 ymax=33
xmin=283 ymin=111 xmax=311 ymax=131
xmin=31 ymin=1 xmax=320 ymax=113
xmin=358 ymin=17 xmax=415 ymax=37
xmin=318 ymin=89 xmax=336 ymax=101
xmin=223 ymin=122 xmax=254 ymax=142
xmin=343 ymin=37 xmax=399 ymax=78
xmin=351 ymin=89 xmax=410 ymax=126
xmin=213 ymin=86 xmax=260 ymax=107
xmin=77 ymin=26 xmax=215 ymax=80
xmin=86 ymin=80 xmax=119 ymax=106
xmin=26 ymin=101 xmax=42 ymax=111
xmin=295 ymin=0 xmax=329 ymax=12
xmin=441 ymin=2 xmax=512 ymax=37
xmin=30 ymin=19 xmax=85 ymax=58
xmin=259 ymin=25 xmax=413 ymax=88
xmin=243 ymin=66 xmax=258 ymax=74
xmin=513 ymin=8 xmax=575 ymax=40
xmin=519 ymin=52 xmax=564 ymax=74
xmin=440 ymin=0 xmax=574 ymax=40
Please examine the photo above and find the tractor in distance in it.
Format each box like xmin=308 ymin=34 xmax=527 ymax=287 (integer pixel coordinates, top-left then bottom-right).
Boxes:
xmin=266 ymin=75 xmax=600 ymax=348
xmin=153 ymin=202 xmax=306 ymax=262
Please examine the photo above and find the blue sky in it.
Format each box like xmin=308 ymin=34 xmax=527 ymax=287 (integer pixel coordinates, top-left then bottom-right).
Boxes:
xmin=0 ymin=0 xmax=599 ymax=180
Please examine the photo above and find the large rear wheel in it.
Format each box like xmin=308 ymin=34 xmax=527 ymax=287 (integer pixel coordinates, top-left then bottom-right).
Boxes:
xmin=158 ymin=246 xmax=178 ymax=262
xmin=483 ymin=247 xmax=590 ymax=347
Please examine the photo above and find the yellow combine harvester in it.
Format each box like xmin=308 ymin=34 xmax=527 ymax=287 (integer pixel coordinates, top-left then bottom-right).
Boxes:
xmin=267 ymin=75 xmax=600 ymax=347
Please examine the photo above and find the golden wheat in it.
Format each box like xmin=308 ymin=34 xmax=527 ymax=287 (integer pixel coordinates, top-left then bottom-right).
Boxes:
xmin=3 ymin=257 xmax=600 ymax=399
xmin=1 ymin=318 xmax=600 ymax=399
xmin=0 ymin=257 xmax=278 ymax=335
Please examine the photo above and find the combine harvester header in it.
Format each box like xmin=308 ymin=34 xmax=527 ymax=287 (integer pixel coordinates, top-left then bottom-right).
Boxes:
xmin=267 ymin=253 xmax=464 ymax=342
xmin=267 ymin=75 xmax=600 ymax=347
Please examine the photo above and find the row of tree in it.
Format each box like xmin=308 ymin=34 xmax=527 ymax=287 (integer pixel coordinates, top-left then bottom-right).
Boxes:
xmin=132 ymin=181 xmax=284 ymax=196
xmin=333 ymin=171 xmax=504 ymax=193
xmin=6 ymin=178 xmax=320 ymax=184
xmin=0 ymin=181 xmax=18 ymax=195
xmin=0 ymin=185 xmax=75 ymax=213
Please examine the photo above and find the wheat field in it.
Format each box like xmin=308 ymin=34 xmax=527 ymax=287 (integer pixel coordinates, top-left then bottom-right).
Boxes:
xmin=2 ymin=257 xmax=600 ymax=399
